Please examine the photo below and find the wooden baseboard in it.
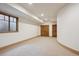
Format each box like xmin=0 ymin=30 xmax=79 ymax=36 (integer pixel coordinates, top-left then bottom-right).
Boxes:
xmin=0 ymin=35 xmax=40 ymax=52
xmin=57 ymin=40 xmax=79 ymax=55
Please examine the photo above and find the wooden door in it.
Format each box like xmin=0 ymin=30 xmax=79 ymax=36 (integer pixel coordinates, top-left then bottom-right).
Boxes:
xmin=41 ymin=25 xmax=49 ymax=36
xmin=52 ymin=24 xmax=57 ymax=37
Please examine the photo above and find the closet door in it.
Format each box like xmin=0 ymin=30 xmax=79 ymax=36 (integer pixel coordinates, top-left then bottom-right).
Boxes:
xmin=41 ymin=25 xmax=49 ymax=36
xmin=52 ymin=24 xmax=57 ymax=37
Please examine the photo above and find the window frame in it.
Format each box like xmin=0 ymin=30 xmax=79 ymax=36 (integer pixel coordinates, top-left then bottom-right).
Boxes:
xmin=0 ymin=12 xmax=18 ymax=33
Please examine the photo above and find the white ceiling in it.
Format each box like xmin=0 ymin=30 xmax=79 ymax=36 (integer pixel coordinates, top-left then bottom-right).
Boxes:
xmin=0 ymin=3 xmax=67 ymax=25
xmin=19 ymin=3 xmax=67 ymax=22
xmin=0 ymin=3 xmax=43 ymax=25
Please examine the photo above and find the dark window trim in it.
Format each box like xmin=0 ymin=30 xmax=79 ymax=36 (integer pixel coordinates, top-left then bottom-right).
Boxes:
xmin=0 ymin=12 xmax=19 ymax=33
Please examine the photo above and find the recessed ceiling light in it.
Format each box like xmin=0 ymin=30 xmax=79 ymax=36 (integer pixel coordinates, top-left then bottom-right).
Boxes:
xmin=41 ymin=13 xmax=44 ymax=16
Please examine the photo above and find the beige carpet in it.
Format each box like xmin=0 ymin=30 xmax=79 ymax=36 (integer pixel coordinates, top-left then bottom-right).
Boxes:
xmin=0 ymin=37 xmax=78 ymax=56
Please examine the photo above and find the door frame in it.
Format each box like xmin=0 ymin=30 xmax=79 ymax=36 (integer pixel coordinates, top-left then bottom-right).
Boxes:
xmin=52 ymin=24 xmax=57 ymax=37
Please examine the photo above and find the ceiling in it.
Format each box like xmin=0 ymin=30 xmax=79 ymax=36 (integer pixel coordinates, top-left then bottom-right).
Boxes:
xmin=0 ymin=3 xmax=67 ymax=25
xmin=18 ymin=3 xmax=67 ymax=22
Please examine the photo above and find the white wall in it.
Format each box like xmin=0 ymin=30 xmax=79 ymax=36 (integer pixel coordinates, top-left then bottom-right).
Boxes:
xmin=57 ymin=4 xmax=79 ymax=51
xmin=0 ymin=19 xmax=40 ymax=48
xmin=42 ymin=22 xmax=56 ymax=37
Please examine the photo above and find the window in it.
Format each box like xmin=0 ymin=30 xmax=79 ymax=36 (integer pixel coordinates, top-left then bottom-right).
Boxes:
xmin=0 ymin=12 xmax=18 ymax=33
xmin=0 ymin=14 xmax=4 ymax=20
xmin=5 ymin=16 xmax=9 ymax=21
xmin=10 ymin=17 xmax=17 ymax=32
